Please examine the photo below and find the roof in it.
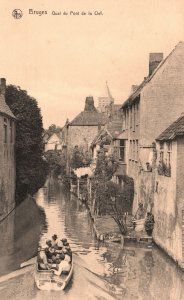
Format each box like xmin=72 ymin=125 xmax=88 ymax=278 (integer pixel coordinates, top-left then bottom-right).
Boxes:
xmin=0 ymin=96 xmax=15 ymax=119
xmin=47 ymin=132 xmax=62 ymax=142
xmin=106 ymin=119 xmax=123 ymax=139
xmin=91 ymin=117 xmax=123 ymax=147
xmin=121 ymin=41 xmax=184 ymax=109
xmin=69 ymin=111 xmax=108 ymax=126
xmin=156 ymin=115 xmax=184 ymax=141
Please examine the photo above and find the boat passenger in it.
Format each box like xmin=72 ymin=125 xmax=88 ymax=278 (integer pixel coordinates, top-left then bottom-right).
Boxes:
xmin=64 ymin=253 xmax=71 ymax=262
xmin=63 ymin=242 xmax=72 ymax=258
xmin=52 ymin=255 xmax=71 ymax=276
xmin=37 ymin=247 xmax=50 ymax=270
xmin=55 ymin=240 xmax=64 ymax=254
xmin=51 ymin=253 xmax=61 ymax=265
xmin=46 ymin=239 xmax=52 ymax=248
xmin=51 ymin=234 xmax=58 ymax=248
xmin=45 ymin=240 xmax=56 ymax=259
xmin=61 ymin=238 xmax=67 ymax=245
xmin=58 ymin=240 xmax=63 ymax=249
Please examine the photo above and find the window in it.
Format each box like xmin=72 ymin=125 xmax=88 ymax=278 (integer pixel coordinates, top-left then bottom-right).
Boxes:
xmin=135 ymin=140 xmax=139 ymax=161
xmin=136 ymin=102 xmax=140 ymax=126
xmin=167 ymin=142 xmax=172 ymax=165
xmin=130 ymin=140 xmax=132 ymax=160
xmin=130 ymin=107 xmax=132 ymax=129
xmin=158 ymin=141 xmax=171 ymax=177
xmin=10 ymin=120 xmax=13 ymax=143
xmin=119 ymin=140 xmax=125 ymax=162
xmin=123 ymin=112 xmax=126 ymax=131
xmin=133 ymin=105 xmax=136 ymax=131
xmin=4 ymin=118 xmax=7 ymax=143
xmin=127 ymin=109 xmax=129 ymax=130
xmin=132 ymin=140 xmax=135 ymax=160
xmin=159 ymin=142 xmax=164 ymax=162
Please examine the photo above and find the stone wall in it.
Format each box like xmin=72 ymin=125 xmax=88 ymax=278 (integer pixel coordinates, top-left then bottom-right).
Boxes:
xmin=67 ymin=125 xmax=100 ymax=152
xmin=140 ymin=42 xmax=184 ymax=146
xmin=153 ymin=140 xmax=183 ymax=267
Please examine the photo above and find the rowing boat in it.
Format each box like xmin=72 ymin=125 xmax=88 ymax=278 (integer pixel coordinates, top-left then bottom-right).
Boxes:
xmin=35 ymin=260 xmax=74 ymax=291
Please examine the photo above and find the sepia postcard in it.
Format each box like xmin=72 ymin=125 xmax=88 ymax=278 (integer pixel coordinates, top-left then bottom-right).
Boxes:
xmin=0 ymin=0 xmax=184 ymax=299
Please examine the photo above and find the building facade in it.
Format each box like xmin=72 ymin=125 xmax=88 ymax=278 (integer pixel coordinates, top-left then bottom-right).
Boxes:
xmin=90 ymin=118 xmax=126 ymax=184
xmin=44 ymin=132 xmax=62 ymax=152
xmin=153 ymin=115 xmax=184 ymax=268
xmin=66 ymin=96 xmax=107 ymax=153
xmin=120 ymin=41 xmax=184 ymax=213
xmin=0 ymin=78 xmax=16 ymax=221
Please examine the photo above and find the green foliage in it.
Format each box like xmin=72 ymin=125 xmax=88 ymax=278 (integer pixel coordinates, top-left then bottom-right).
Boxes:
xmin=94 ymin=148 xmax=118 ymax=180
xmin=44 ymin=150 xmax=67 ymax=177
xmin=45 ymin=124 xmax=62 ymax=136
xmin=70 ymin=146 xmax=91 ymax=169
xmin=92 ymin=148 xmax=134 ymax=235
xmin=5 ymin=85 xmax=48 ymax=204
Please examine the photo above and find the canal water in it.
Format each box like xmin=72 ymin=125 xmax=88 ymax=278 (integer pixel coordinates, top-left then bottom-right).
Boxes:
xmin=1 ymin=178 xmax=184 ymax=300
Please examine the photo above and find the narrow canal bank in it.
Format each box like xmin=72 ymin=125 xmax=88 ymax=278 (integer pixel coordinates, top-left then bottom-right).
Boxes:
xmin=1 ymin=179 xmax=184 ymax=299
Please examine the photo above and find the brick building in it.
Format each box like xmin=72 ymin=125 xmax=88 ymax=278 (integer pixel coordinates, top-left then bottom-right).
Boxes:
xmin=90 ymin=117 xmax=126 ymax=183
xmin=0 ymin=78 xmax=16 ymax=221
xmin=120 ymin=41 xmax=184 ymax=213
xmin=66 ymin=96 xmax=107 ymax=153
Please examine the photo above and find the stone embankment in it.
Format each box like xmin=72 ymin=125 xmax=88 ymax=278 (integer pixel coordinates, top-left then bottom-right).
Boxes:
xmin=89 ymin=211 xmax=152 ymax=244
xmin=70 ymin=186 xmax=152 ymax=244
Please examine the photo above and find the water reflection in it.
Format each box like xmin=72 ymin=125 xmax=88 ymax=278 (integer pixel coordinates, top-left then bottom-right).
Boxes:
xmin=1 ymin=178 xmax=184 ymax=300
xmin=0 ymin=197 xmax=45 ymax=275
xmin=36 ymin=178 xmax=184 ymax=300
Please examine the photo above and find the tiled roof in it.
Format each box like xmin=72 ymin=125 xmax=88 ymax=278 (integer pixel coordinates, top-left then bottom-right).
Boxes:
xmin=91 ymin=117 xmax=123 ymax=147
xmin=156 ymin=115 xmax=184 ymax=141
xmin=69 ymin=111 xmax=108 ymax=126
xmin=106 ymin=119 xmax=123 ymax=139
xmin=121 ymin=41 xmax=184 ymax=109
xmin=0 ymin=97 xmax=15 ymax=119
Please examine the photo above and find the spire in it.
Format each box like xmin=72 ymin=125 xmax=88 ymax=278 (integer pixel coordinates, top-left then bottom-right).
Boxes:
xmin=106 ymin=81 xmax=114 ymax=102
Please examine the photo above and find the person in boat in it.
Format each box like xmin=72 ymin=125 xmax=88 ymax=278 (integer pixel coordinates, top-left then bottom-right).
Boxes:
xmin=56 ymin=240 xmax=64 ymax=253
xmin=37 ymin=247 xmax=51 ymax=270
xmin=52 ymin=255 xmax=71 ymax=276
xmin=51 ymin=253 xmax=62 ymax=264
xmin=63 ymin=242 xmax=72 ymax=258
xmin=61 ymin=238 xmax=67 ymax=245
xmin=51 ymin=234 xmax=58 ymax=248
xmin=45 ymin=240 xmax=56 ymax=260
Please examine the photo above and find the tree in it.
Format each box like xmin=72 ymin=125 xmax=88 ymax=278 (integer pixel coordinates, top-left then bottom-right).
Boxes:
xmin=92 ymin=148 xmax=134 ymax=235
xmin=44 ymin=150 xmax=67 ymax=177
xmin=70 ymin=146 xmax=91 ymax=169
xmin=5 ymin=85 xmax=48 ymax=204
xmin=45 ymin=124 xmax=62 ymax=136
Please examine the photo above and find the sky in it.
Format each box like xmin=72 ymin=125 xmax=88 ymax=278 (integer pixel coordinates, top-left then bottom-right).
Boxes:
xmin=0 ymin=0 xmax=183 ymax=128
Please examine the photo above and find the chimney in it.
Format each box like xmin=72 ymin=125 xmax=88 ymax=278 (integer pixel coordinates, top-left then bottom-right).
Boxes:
xmin=0 ymin=78 xmax=6 ymax=95
xmin=149 ymin=53 xmax=163 ymax=76
xmin=84 ymin=96 xmax=97 ymax=112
